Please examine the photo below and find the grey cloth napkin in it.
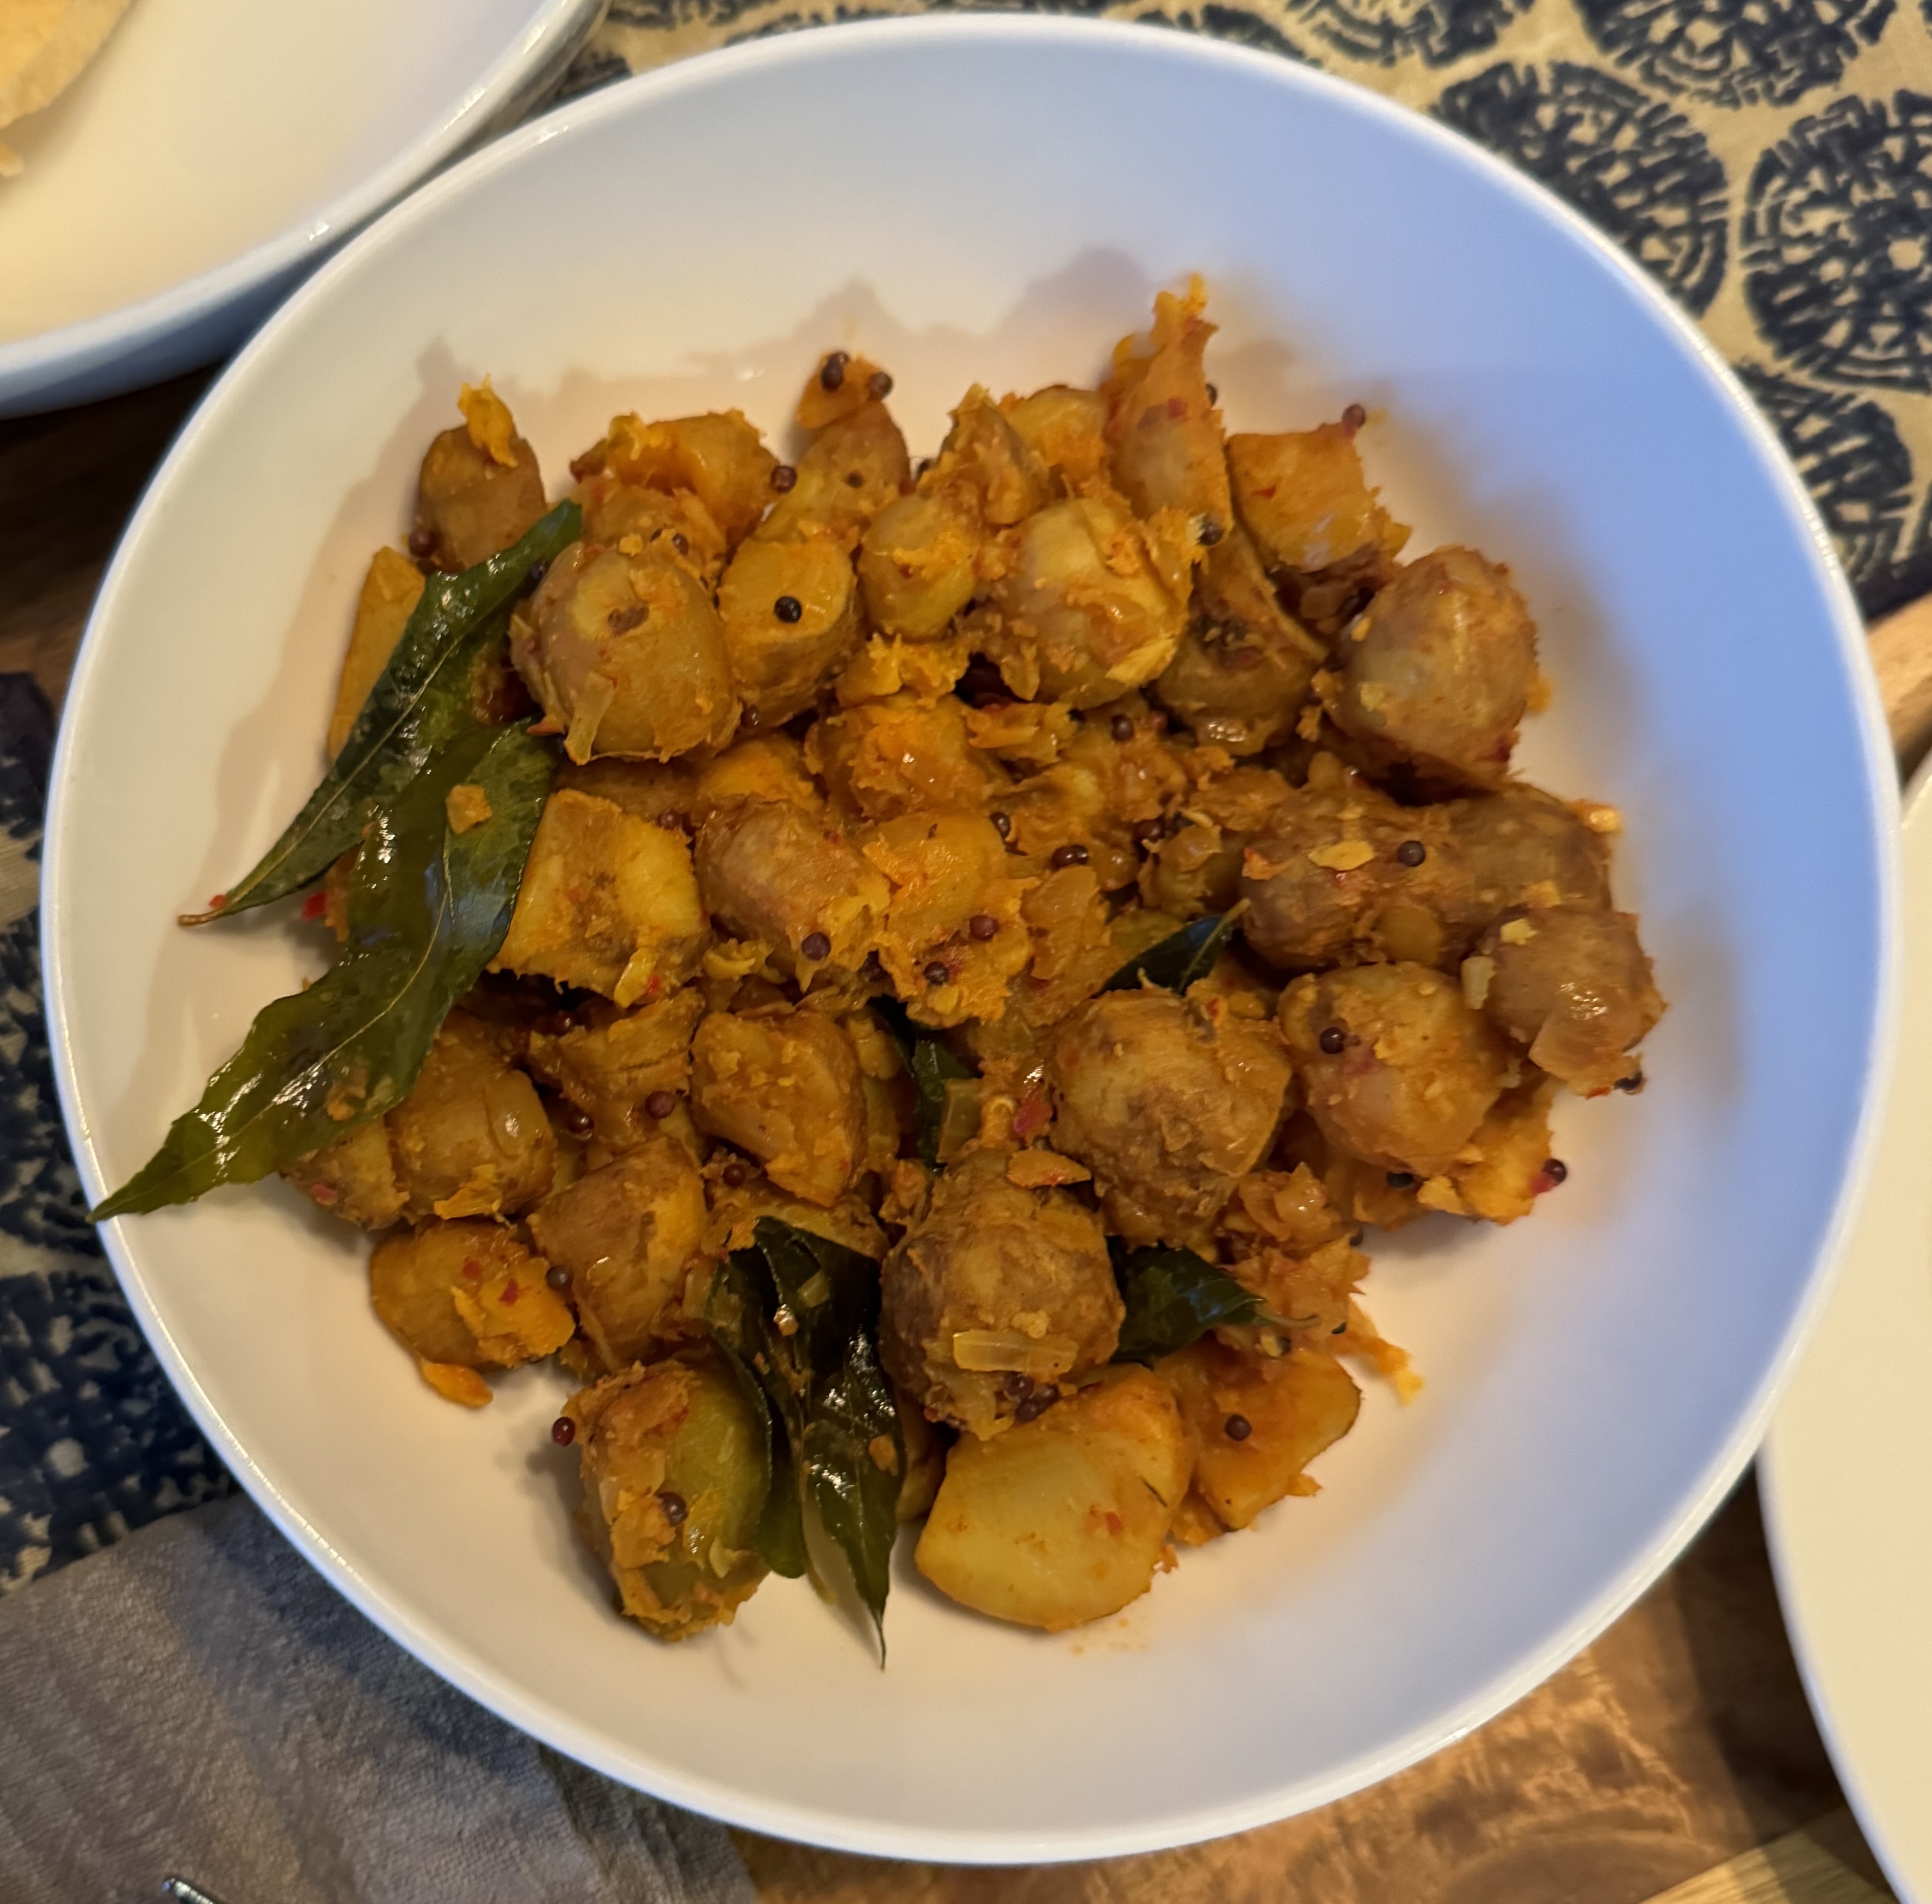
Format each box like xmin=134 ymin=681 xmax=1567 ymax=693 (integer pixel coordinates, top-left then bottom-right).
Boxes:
xmin=0 ymin=1493 xmax=755 ymax=1904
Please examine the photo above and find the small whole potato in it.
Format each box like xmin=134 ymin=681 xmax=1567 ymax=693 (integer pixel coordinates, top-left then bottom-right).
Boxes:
xmin=989 ymin=495 xmax=1192 ymax=708
xmin=1002 ymin=384 xmax=1111 ymax=491
xmin=587 ymin=408 xmax=777 ymax=547
xmin=880 ymin=1147 xmax=1123 ymax=1437
xmin=1237 ymin=753 xmax=1468 ymax=972
xmin=1155 ymin=527 xmax=1324 ymax=755
xmin=1473 ymin=905 xmax=1664 ymax=1096
xmin=718 ymin=536 xmax=863 ymax=726
xmin=386 ymin=1010 xmax=555 ymax=1222
xmin=1048 ymin=990 xmax=1293 ymax=1248
xmin=412 ymin=383 xmax=548 ymax=574
xmin=695 ymin=799 xmax=888 ymax=978
xmin=528 ymin=1139 xmax=707 ymax=1370
xmin=1280 ymin=960 xmax=1510 ymax=1179
xmin=757 ymin=402 xmax=911 ymax=549
xmin=1328 ymin=545 xmax=1538 ymax=791
xmin=511 ymin=540 xmax=739 ymax=762
xmin=689 ymin=1009 xmax=868 ymax=1206
xmin=569 ymin=1348 xmax=769 ymax=1639
xmin=914 ymin=1365 xmax=1191 ymax=1631
xmin=369 ymin=1219 xmax=572 ymax=1396
xmin=857 ymin=489 xmax=982 ymax=641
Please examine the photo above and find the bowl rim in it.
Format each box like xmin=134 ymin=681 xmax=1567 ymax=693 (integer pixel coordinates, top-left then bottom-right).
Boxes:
xmin=0 ymin=0 xmax=606 ymax=406
xmin=42 ymin=11 xmax=1903 ymax=1862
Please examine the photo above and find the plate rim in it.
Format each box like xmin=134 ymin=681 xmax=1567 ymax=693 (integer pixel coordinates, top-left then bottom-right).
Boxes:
xmin=41 ymin=11 xmax=1903 ymax=1862
xmin=0 ymin=0 xmax=607 ymax=406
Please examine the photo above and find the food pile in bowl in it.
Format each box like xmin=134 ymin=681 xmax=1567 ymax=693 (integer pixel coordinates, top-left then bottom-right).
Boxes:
xmin=97 ymin=285 xmax=1662 ymax=1648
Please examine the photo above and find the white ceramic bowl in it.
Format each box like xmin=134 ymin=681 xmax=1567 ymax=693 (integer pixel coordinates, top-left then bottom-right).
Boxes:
xmin=0 ymin=0 xmax=605 ymax=416
xmin=45 ymin=17 xmax=1896 ymax=1862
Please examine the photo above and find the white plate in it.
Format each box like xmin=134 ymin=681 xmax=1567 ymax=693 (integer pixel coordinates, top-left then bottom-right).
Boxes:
xmin=1764 ymin=763 xmax=1932 ymax=1903
xmin=0 ymin=0 xmax=606 ymax=415
xmin=44 ymin=17 xmax=1896 ymax=1863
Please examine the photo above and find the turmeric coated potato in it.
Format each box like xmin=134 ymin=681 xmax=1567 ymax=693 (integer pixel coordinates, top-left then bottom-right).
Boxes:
xmin=1104 ymin=283 xmax=1231 ymax=529
xmin=756 ymin=401 xmax=911 ymax=549
xmin=512 ymin=540 xmax=738 ymax=762
xmin=582 ymin=409 xmax=777 ymax=547
xmin=1328 ymin=546 xmax=1537 ymax=791
xmin=860 ymin=811 xmax=1032 ymax=1026
xmin=1155 ymin=526 xmax=1324 ymax=755
xmin=1280 ymin=960 xmax=1510 ymax=1179
xmin=1227 ymin=420 xmax=1406 ymax=576
xmin=526 ymin=988 xmax=706 ymax=1152
xmin=386 ymin=1010 xmax=555 ymax=1222
xmin=809 ymin=692 xmax=991 ymax=822
xmin=575 ymin=475 xmax=729 ymax=586
xmin=329 ymin=547 xmax=426 ymax=759
xmin=880 ymin=1147 xmax=1124 ymax=1438
xmin=914 ymin=1365 xmax=1190 ymax=1631
xmin=569 ymin=1348 xmax=768 ymax=1639
xmin=1158 ymin=1339 xmax=1361 ymax=1532
xmin=1002 ymin=384 xmax=1112 ymax=492
xmin=690 ymin=1008 xmax=867 ymax=1205
xmin=988 ymin=495 xmax=1193 ymax=708
xmin=1473 ymin=906 xmax=1663 ymax=1096
xmin=370 ymin=1220 xmax=572 ymax=1400
xmin=1237 ymin=751 xmax=1476 ymax=971
xmin=1002 ymin=710 xmax=1189 ymax=892
xmin=717 ymin=535 xmax=862 ymax=726
xmin=1447 ymin=786 xmax=1614 ymax=931
xmin=283 ymin=1119 xmax=406 ymax=1229
xmin=492 ymin=789 xmax=706 ymax=1007
xmin=412 ymin=383 xmax=548 ymax=574
xmin=1048 ymin=991 xmax=1293 ymax=1248
xmin=528 ymin=1139 xmax=707 ymax=1370
xmin=930 ymin=385 xmax=1053 ymax=527
xmin=858 ymin=489 xmax=982 ymax=640
xmin=695 ymin=798 xmax=887 ymax=979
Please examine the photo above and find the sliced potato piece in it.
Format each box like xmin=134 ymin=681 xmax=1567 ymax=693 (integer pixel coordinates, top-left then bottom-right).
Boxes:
xmin=1157 ymin=1338 xmax=1361 ymax=1531
xmin=915 ymin=1365 xmax=1190 ymax=1631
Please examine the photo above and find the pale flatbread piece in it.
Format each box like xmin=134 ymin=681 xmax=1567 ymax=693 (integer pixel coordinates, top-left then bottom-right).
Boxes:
xmin=0 ymin=0 xmax=136 ymax=174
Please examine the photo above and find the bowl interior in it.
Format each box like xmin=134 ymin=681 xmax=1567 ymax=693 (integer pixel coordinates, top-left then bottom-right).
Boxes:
xmin=45 ymin=19 xmax=1890 ymax=1862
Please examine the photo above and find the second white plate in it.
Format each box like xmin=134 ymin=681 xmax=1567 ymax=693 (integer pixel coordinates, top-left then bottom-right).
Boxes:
xmin=0 ymin=0 xmax=606 ymax=415
xmin=1765 ymin=762 xmax=1932 ymax=1904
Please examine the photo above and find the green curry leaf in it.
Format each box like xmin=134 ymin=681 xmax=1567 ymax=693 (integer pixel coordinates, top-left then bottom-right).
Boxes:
xmin=871 ymin=996 xmax=974 ymax=1167
xmin=1101 ymin=910 xmax=1237 ymax=996
xmin=1110 ymin=1240 xmax=1267 ymax=1364
xmin=92 ymin=720 xmax=555 ymax=1218
xmin=705 ymin=1219 xmax=902 ymax=1654
xmin=185 ymin=502 xmax=579 ymax=922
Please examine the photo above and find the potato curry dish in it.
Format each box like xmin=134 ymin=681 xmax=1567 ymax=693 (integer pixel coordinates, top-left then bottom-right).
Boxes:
xmin=99 ymin=286 xmax=1662 ymax=1647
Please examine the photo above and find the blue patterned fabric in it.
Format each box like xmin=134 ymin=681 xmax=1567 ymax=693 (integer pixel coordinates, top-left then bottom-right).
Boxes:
xmin=0 ymin=676 xmax=227 ymax=1595
xmin=573 ymin=0 xmax=1932 ymax=620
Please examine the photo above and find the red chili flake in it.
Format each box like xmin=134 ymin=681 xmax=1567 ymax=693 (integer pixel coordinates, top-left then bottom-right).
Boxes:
xmin=645 ymin=975 xmax=663 ymax=1000
xmin=1013 ymin=1091 xmax=1052 ymax=1142
xmin=501 ymin=1278 xmax=520 ymax=1304
xmin=207 ymin=894 xmax=227 ymax=910
xmin=1165 ymin=397 xmax=1188 ymax=420
xmin=300 ymin=891 xmax=328 ymax=921
xmin=1103 ymin=1511 xmax=1125 ymax=1536
xmin=461 ymin=1258 xmax=482 ymax=1281
xmin=308 ymin=1182 xmax=338 ymax=1206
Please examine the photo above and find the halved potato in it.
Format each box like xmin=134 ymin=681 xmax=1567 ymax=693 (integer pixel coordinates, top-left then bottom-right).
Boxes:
xmin=915 ymin=1365 xmax=1190 ymax=1630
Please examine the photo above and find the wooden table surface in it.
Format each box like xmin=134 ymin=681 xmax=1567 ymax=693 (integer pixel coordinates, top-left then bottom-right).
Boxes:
xmin=1 ymin=372 xmax=1913 ymax=1904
